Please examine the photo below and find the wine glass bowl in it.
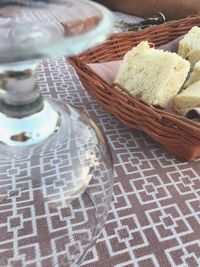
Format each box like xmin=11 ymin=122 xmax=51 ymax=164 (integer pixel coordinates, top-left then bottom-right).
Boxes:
xmin=0 ymin=1 xmax=114 ymax=266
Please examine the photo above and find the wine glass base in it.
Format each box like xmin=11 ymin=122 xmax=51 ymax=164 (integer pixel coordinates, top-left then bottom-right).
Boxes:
xmin=0 ymin=98 xmax=111 ymax=199
xmin=0 ymin=99 xmax=113 ymax=265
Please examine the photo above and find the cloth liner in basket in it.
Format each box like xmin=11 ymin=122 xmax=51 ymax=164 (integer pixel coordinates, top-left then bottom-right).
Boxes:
xmin=68 ymin=16 xmax=200 ymax=161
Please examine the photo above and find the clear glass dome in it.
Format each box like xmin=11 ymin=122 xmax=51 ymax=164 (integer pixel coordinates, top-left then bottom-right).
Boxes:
xmin=0 ymin=0 xmax=113 ymax=65
xmin=0 ymin=1 xmax=114 ymax=266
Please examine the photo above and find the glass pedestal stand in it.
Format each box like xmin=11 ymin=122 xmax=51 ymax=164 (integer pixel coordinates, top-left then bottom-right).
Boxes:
xmin=0 ymin=1 xmax=113 ymax=266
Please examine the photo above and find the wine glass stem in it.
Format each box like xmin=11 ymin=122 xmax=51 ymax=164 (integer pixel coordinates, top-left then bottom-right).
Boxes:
xmin=0 ymin=66 xmax=43 ymax=118
xmin=0 ymin=64 xmax=61 ymax=147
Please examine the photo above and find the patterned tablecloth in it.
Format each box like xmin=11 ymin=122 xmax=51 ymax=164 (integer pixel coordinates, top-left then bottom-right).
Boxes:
xmin=1 ymin=13 xmax=200 ymax=267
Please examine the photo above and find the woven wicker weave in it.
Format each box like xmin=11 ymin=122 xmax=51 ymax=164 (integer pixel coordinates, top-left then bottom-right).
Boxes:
xmin=68 ymin=16 xmax=200 ymax=161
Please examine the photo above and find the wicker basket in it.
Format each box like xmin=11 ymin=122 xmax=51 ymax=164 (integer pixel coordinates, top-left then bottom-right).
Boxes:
xmin=68 ymin=16 xmax=200 ymax=161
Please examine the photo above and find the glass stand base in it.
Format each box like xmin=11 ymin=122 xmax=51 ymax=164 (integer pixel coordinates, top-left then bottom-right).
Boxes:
xmin=0 ymin=99 xmax=113 ymax=266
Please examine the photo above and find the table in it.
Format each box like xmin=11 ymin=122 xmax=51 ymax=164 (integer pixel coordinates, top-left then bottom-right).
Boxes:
xmin=37 ymin=59 xmax=200 ymax=267
xmin=1 ymin=13 xmax=200 ymax=267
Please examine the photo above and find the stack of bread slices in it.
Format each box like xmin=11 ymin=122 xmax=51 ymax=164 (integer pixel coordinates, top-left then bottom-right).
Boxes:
xmin=114 ymin=26 xmax=200 ymax=117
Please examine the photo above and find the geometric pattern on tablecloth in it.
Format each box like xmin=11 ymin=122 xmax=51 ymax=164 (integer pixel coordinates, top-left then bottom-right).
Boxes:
xmin=40 ymin=57 xmax=200 ymax=267
xmin=37 ymin=12 xmax=199 ymax=267
xmin=1 ymin=11 xmax=200 ymax=265
xmin=0 ymin=92 xmax=113 ymax=266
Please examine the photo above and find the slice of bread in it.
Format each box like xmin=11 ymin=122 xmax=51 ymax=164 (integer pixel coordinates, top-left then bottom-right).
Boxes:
xmin=184 ymin=60 xmax=200 ymax=88
xmin=114 ymin=41 xmax=190 ymax=108
xmin=173 ymin=80 xmax=200 ymax=115
xmin=178 ymin=26 xmax=200 ymax=66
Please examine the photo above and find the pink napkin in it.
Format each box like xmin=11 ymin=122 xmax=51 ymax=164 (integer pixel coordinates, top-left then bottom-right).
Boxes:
xmin=88 ymin=60 xmax=122 ymax=85
xmin=159 ymin=36 xmax=183 ymax=52
xmin=88 ymin=36 xmax=200 ymax=121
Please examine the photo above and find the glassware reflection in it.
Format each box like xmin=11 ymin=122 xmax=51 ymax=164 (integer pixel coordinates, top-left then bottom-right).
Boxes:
xmin=0 ymin=0 xmax=114 ymax=265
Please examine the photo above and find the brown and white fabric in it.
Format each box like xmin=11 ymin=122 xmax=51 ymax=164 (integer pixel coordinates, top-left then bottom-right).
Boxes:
xmin=41 ymin=58 xmax=200 ymax=266
xmin=0 ymin=12 xmax=199 ymax=267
